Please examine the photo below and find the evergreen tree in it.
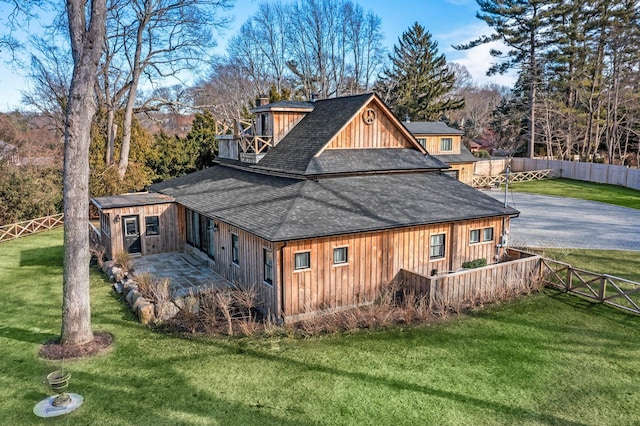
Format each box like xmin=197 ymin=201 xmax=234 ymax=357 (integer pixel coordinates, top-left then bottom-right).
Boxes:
xmin=375 ymin=22 xmax=464 ymax=121
xmin=454 ymin=0 xmax=551 ymax=158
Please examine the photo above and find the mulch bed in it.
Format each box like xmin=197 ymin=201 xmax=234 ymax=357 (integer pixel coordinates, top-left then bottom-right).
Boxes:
xmin=39 ymin=332 xmax=114 ymax=360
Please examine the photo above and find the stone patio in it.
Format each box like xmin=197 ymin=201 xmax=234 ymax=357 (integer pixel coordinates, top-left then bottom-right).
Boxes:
xmin=133 ymin=252 xmax=231 ymax=298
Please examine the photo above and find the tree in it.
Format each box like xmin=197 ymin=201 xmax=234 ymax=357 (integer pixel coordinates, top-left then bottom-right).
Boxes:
xmin=376 ymin=22 xmax=464 ymax=121
xmin=455 ymin=0 xmax=551 ymax=158
xmin=62 ymin=0 xmax=107 ymax=345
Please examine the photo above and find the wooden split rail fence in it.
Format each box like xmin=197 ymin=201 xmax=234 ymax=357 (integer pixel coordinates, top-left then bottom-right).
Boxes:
xmin=0 ymin=213 xmax=64 ymax=242
xmin=540 ymin=257 xmax=640 ymax=314
xmin=472 ymin=169 xmax=555 ymax=188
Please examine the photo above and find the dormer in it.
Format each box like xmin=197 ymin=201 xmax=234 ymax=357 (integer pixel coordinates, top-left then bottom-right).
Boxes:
xmin=249 ymin=96 xmax=314 ymax=145
xmin=217 ymin=95 xmax=315 ymax=164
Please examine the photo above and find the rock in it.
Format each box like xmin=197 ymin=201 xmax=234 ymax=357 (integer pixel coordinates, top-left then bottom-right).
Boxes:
xmin=156 ymin=301 xmax=180 ymax=321
xmin=122 ymin=280 xmax=138 ymax=294
xmin=112 ymin=282 xmax=124 ymax=294
xmin=108 ymin=266 xmax=123 ymax=282
xmin=132 ymin=295 xmax=148 ymax=311
xmin=102 ymin=260 xmax=114 ymax=274
xmin=137 ymin=302 xmax=155 ymax=325
xmin=126 ymin=289 xmax=142 ymax=307
xmin=183 ymin=295 xmax=200 ymax=314
xmin=173 ymin=297 xmax=185 ymax=310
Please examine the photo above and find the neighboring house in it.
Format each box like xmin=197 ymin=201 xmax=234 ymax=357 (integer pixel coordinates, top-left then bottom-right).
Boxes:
xmin=403 ymin=121 xmax=477 ymax=185
xmin=92 ymin=93 xmax=518 ymax=321
xmin=0 ymin=140 xmax=19 ymax=165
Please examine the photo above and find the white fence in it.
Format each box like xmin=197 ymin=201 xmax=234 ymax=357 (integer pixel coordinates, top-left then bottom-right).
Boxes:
xmin=474 ymin=158 xmax=640 ymax=191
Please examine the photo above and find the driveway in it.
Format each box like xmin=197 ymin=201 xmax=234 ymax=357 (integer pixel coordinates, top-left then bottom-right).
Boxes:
xmin=483 ymin=190 xmax=640 ymax=251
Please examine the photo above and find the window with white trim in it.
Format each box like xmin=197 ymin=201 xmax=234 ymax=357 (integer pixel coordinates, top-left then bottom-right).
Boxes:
xmin=294 ymin=251 xmax=310 ymax=270
xmin=333 ymin=247 xmax=348 ymax=265
xmin=430 ymin=234 xmax=446 ymax=259
xmin=483 ymin=227 xmax=494 ymax=242
xmin=440 ymin=137 xmax=453 ymax=151
xmin=469 ymin=229 xmax=480 ymax=244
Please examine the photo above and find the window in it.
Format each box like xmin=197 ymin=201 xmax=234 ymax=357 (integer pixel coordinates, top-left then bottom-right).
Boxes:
xmin=231 ymin=233 xmax=239 ymax=266
xmin=333 ymin=247 xmax=348 ymax=265
xmin=186 ymin=209 xmax=215 ymax=260
xmin=469 ymin=229 xmax=480 ymax=244
xmin=205 ymin=218 xmax=216 ymax=260
xmin=440 ymin=137 xmax=453 ymax=151
xmin=430 ymin=234 xmax=446 ymax=259
xmin=483 ymin=227 xmax=494 ymax=242
xmin=145 ymin=216 xmax=159 ymax=236
xmin=294 ymin=251 xmax=310 ymax=270
xmin=416 ymin=137 xmax=426 ymax=148
xmin=100 ymin=212 xmax=110 ymax=236
xmin=263 ymin=248 xmax=273 ymax=285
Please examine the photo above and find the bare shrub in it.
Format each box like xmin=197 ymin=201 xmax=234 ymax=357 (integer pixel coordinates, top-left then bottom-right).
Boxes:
xmin=136 ymin=273 xmax=156 ymax=300
xmin=114 ymin=251 xmax=134 ymax=273
xmin=216 ymin=289 xmax=235 ymax=336
xmin=90 ymin=244 xmax=106 ymax=267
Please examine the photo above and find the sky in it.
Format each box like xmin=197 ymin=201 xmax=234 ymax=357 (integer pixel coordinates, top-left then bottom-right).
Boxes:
xmin=0 ymin=0 xmax=514 ymax=112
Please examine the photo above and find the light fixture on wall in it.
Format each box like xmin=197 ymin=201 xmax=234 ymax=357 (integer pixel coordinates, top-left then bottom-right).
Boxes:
xmin=114 ymin=215 xmax=120 ymax=223
xmin=213 ymin=223 xmax=219 ymax=232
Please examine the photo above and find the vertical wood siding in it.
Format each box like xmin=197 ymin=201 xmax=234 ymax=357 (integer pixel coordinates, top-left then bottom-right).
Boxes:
xmin=280 ymin=216 xmax=508 ymax=318
xmin=325 ymin=102 xmax=414 ymax=149
xmin=272 ymin=112 xmax=308 ymax=144
xmin=204 ymin=221 xmax=279 ymax=317
xmin=102 ymin=202 xmax=183 ymax=258
xmin=447 ymin=163 xmax=474 ymax=185
xmin=419 ymin=135 xmax=462 ymax=155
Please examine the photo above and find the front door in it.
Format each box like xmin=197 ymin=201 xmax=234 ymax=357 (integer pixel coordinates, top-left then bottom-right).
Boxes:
xmin=122 ymin=215 xmax=141 ymax=254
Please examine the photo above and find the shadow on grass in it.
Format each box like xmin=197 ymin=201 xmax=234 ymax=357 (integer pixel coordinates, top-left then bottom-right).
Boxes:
xmin=19 ymin=245 xmax=64 ymax=268
xmin=0 ymin=326 xmax=58 ymax=345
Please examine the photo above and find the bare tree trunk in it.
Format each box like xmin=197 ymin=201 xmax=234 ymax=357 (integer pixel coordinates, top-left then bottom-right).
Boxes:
xmin=62 ymin=0 xmax=107 ymax=346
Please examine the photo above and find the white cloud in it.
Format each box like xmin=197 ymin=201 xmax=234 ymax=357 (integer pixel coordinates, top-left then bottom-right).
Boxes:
xmin=436 ymin=23 xmax=517 ymax=88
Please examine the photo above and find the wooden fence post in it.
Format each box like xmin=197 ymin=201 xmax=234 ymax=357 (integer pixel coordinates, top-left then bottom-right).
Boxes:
xmin=598 ymin=276 xmax=606 ymax=302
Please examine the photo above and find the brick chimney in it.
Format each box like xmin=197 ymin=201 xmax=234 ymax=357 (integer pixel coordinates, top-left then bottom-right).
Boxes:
xmin=256 ymin=94 xmax=269 ymax=107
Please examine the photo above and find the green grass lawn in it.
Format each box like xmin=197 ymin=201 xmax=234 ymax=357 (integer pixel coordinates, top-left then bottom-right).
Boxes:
xmin=541 ymin=248 xmax=640 ymax=282
xmin=2 ymin=229 xmax=640 ymax=425
xmin=506 ymin=178 xmax=640 ymax=209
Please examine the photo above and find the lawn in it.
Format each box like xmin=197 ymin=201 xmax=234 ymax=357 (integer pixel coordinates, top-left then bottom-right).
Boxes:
xmin=2 ymin=229 xmax=640 ymax=425
xmin=506 ymin=177 xmax=640 ymax=210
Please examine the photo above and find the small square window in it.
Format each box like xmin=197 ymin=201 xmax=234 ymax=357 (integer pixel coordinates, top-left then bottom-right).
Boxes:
xmin=430 ymin=234 xmax=445 ymax=259
xmin=333 ymin=247 xmax=348 ymax=264
xmin=440 ymin=137 xmax=453 ymax=151
xmin=483 ymin=227 xmax=494 ymax=242
xmin=469 ymin=229 xmax=480 ymax=244
xmin=417 ymin=137 xmax=426 ymax=148
xmin=145 ymin=216 xmax=159 ymax=236
xmin=294 ymin=251 xmax=310 ymax=270
xmin=231 ymin=233 xmax=239 ymax=265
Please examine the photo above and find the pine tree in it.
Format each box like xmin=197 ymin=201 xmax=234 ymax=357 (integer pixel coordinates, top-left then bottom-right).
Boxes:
xmin=375 ymin=22 xmax=464 ymax=121
xmin=454 ymin=0 xmax=551 ymax=158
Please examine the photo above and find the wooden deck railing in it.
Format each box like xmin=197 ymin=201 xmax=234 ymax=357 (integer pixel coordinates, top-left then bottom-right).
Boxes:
xmin=541 ymin=257 xmax=640 ymax=314
xmin=0 ymin=213 xmax=64 ymax=242
xmin=239 ymin=134 xmax=274 ymax=154
xmin=472 ymin=169 xmax=555 ymax=188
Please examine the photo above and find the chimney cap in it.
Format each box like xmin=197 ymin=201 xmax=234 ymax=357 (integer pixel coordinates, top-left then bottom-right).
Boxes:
xmin=310 ymin=93 xmax=319 ymax=102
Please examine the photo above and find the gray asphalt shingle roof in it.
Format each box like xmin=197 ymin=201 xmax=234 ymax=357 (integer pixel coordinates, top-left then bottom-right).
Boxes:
xmin=91 ymin=193 xmax=174 ymax=209
xmin=304 ymin=148 xmax=448 ymax=175
xmin=433 ymin=144 xmax=478 ymax=164
xmin=256 ymin=93 xmax=374 ymax=174
xmin=404 ymin=121 xmax=465 ymax=135
xmin=150 ymin=164 xmax=518 ymax=242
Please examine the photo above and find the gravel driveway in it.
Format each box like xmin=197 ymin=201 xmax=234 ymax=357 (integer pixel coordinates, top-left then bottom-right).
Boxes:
xmin=483 ymin=190 xmax=640 ymax=251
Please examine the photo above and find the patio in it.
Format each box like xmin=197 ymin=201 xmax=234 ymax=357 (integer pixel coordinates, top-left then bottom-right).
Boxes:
xmin=133 ymin=252 xmax=231 ymax=298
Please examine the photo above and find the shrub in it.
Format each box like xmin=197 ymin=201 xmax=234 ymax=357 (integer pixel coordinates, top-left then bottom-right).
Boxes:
xmin=462 ymin=258 xmax=487 ymax=269
xmin=114 ymin=251 xmax=134 ymax=272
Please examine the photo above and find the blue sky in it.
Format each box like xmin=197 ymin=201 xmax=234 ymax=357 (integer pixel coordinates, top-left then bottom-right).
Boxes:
xmin=0 ymin=0 xmax=513 ymax=112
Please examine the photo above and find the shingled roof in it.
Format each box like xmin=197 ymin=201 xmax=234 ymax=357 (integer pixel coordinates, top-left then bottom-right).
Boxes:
xmin=304 ymin=148 xmax=447 ymax=176
xmin=403 ymin=121 xmax=465 ymax=135
xmin=255 ymin=93 xmax=375 ymax=174
xmin=150 ymin=164 xmax=518 ymax=242
xmin=432 ymin=144 xmax=478 ymax=164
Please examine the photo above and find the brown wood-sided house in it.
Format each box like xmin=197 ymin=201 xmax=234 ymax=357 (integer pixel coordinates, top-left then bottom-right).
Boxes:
xmin=403 ymin=121 xmax=477 ymax=185
xmin=92 ymin=93 xmax=518 ymax=321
